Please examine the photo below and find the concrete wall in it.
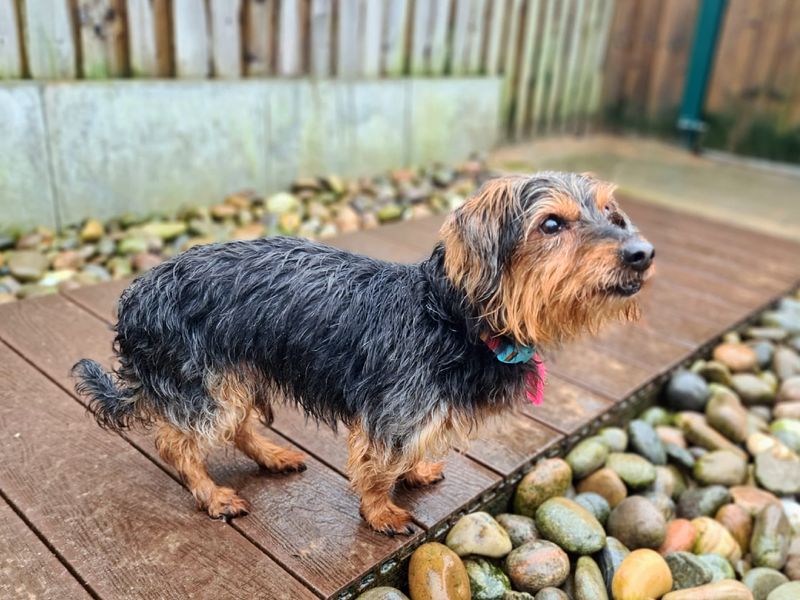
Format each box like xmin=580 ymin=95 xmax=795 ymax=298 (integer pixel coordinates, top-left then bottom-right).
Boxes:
xmin=0 ymin=78 xmax=501 ymax=231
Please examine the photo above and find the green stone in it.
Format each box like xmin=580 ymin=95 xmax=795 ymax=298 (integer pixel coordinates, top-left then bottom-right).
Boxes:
xmin=605 ymin=452 xmax=657 ymax=489
xmin=535 ymin=497 xmax=606 ymax=554
xmin=464 ymin=558 xmax=511 ymax=600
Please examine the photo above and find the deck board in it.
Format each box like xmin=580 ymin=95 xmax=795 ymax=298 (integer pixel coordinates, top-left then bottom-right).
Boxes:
xmin=2 ymin=195 xmax=799 ymax=599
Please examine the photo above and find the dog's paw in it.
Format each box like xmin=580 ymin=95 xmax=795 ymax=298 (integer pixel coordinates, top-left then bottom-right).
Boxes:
xmin=401 ymin=461 xmax=446 ymax=487
xmin=205 ymin=487 xmax=251 ymax=520
xmin=362 ymin=504 xmax=416 ymax=537
xmin=261 ymin=449 xmax=308 ymax=474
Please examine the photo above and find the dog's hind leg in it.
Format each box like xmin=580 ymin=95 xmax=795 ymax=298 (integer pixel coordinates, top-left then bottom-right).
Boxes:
xmin=155 ymin=422 xmax=250 ymax=519
xmin=235 ymin=411 xmax=307 ymax=473
xmin=401 ymin=461 xmax=446 ymax=487
xmin=346 ymin=422 xmax=414 ymax=536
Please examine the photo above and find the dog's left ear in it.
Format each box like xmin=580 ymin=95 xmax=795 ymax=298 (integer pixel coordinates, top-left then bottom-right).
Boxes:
xmin=440 ymin=177 xmax=523 ymax=303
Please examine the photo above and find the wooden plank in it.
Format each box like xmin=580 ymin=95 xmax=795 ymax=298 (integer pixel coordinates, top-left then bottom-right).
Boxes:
xmin=244 ymin=0 xmax=275 ymax=76
xmin=126 ymin=0 xmax=171 ymax=76
xmin=173 ymin=0 xmax=210 ymax=77
xmin=0 ymin=499 xmax=90 ymax=600
xmin=500 ymin=0 xmax=523 ymax=131
xmin=600 ymin=0 xmax=633 ymax=110
xmin=76 ymin=0 xmax=127 ymax=78
xmin=0 ymin=0 xmax=23 ymax=77
xmin=410 ymin=0 xmax=432 ymax=74
xmin=468 ymin=415 xmax=563 ymax=475
xmin=572 ymin=0 xmax=601 ymax=131
xmin=382 ymin=0 xmax=409 ymax=75
xmin=772 ymin=0 xmax=800 ymax=127
xmin=526 ymin=374 xmax=614 ymax=435
xmin=620 ymin=0 xmax=661 ymax=119
xmin=466 ymin=0 xmax=486 ymax=73
xmin=589 ymin=0 xmax=634 ymax=128
xmin=0 ymin=340 xmax=317 ymax=599
xmin=513 ymin=0 xmax=542 ymax=138
xmin=0 ymin=295 xmax=415 ymax=597
xmin=450 ymin=0 xmax=472 ymax=75
xmin=277 ymin=0 xmax=301 ymax=75
xmin=23 ymin=0 xmax=77 ymax=79
xmin=308 ymin=0 xmax=330 ymax=77
xmin=337 ymin=0 xmax=361 ymax=77
xmin=485 ymin=0 xmax=506 ymax=76
xmin=427 ymin=0 xmax=451 ymax=75
xmin=544 ymin=0 xmax=571 ymax=132
xmin=209 ymin=0 xmax=242 ymax=78
xmin=558 ymin=0 xmax=586 ymax=129
xmin=362 ymin=0 xmax=384 ymax=76
xmin=62 ymin=277 xmax=130 ymax=321
xmin=530 ymin=0 xmax=556 ymax=133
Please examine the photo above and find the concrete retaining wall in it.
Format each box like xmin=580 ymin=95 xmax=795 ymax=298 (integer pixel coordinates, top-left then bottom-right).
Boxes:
xmin=0 ymin=78 xmax=501 ymax=231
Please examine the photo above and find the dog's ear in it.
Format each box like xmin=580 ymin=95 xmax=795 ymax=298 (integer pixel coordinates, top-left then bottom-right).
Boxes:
xmin=440 ymin=177 xmax=522 ymax=302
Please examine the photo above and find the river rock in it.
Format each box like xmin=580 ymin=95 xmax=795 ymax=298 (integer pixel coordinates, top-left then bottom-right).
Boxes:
xmin=640 ymin=406 xmax=674 ymax=427
xmin=535 ymin=497 xmax=606 ymax=554
xmin=504 ymin=540 xmax=569 ymax=594
xmin=628 ymin=420 xmax=667 ymax=465
xmin=596 ymin=536 xmax=629 ymax=595
xmin=774 ymin=346 xmax=800 ymax=381
xmin=566 ymin=438 xmax=609 ymax=478
xmin=665 ymin=370 xmax=711 ymax=412
xmin=513 ymin=459 xmax=572 ymax=517
xmin=656 ymin=426 xmax=686 ymax=448
xmin=662 ymin=580 xmax=753 ymax=600
xmin=752 ymin=503 xmax=790 ymax=570
xmin=605 ymin=452 xmax=656 ymax=489
xmin=770 ymin=418 xmax=800 ymax=453
xmin=665 ymin=443 xmax=696 ymax=470
xmin=730 ymin=486 xmax=780 ymax=516
xmin=408 ymin=543 xmax=470 ymax=600
xmin=597 ymin=427 xmax=628 ymax=452
xmin=607 ymin=496 xmax=667 ymax=550
xmin=747 ymin=433 xmax=794 ymax=459
xmin=774 ymin=402 xmax=800 ymax=420
xmin=677 ymin=485 xmax=731 ymax=519
xmin=531 ymin=589 xmax=566 ymax=600
xmin=767 ymin=582 xmax=800 ymax=600
xmin=697 ymin=553 xmax=735 ymax=582
xmin=714 ymin=342 xmax=759 ymax=372
xmin=574 ymin=556 xmax=607 ymax=600
xmin=357 ymin=587 xmax=409 ymax=600
xmin=644 ymin=492 xmax=676 ymax=521
xmin=8 ymin=250 xmax=48 ymax=282
xmin=495 ymin=514 xmax=538 ymax=548
xmin=706 ymin=385 xmax=749 ymax=443
xmin=778 ymin=377 xmax=800 ymax=403
xmin=463 ymin=558 xmax=511 ymax=600
xmin=446 ymin=512 xmax=512 ymax=558
xmin=80 ymin=219 xmax=104 ymax=242
xmin=693 ymin=450 xmax=748 ymax=486
xmin=649 ymin=465 xmax=686 ymax=500
xmin=743 ymin=568 xmax=788 ymax=600
xmin=574 ymin=492 xmax=611 ymax=526
xmin=695 ymin=359 xmax=733 ymax=386
xmin=733 ymin=373 xmax=777 ymax=405
xmin=782 ymin=500 xmax=800 ymax=536
xmin=576 ymin=468 xmax=627 ymax=508
xmin=665 ymin=551 xmax=713 ymax=590
xmin=716 ymin=503 xmax=753 ymax=553
xmin=755 ymin=450 xmax=800 ymax=495
xmin=611 ymin=549 xmax=672 ymax=600
xmin=692 ymin=517 xmax=742 ymax=562
xmin=658 ymin=519 xmax=697 ymax=555
xmin=675 ymin=412 xmax=748 ymax=459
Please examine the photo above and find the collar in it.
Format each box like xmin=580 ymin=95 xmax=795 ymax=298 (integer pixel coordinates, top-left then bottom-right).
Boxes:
xmin=481 ymin=333 xmax=547 ymax=406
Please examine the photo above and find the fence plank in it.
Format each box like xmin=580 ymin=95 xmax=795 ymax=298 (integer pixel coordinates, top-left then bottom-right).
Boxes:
xmin=586 ymin=0 xmax=615 ymax=129
xmin=572 ymin=0 xmax=601 ymax=130
xmin=76 ymin=0 xmax=127 ymax=78
xmin=427 ymin=0 xmax=451 ymax=74
xmin=450 ymin=0 xmax=471 ymax=75
xmin=513 ymin=0 xmax=542 ymax=138
xmin=620 ymin=0 xmax=661 ymax=120
xmin=382 ymin=0 xmax=409 ymax=75
xmin=530 ymin=0 xmax=556 ymax=133
xmin=485 ymin=0 xmax=506 ymax=76
xmin=362 ymin=0 xmax=384 ymax=76
xmin=244 ymin=0 xmax=274 ymax=76
xmin=466 ymin=0 xmax=486 ymax=73
xmin=308 ymin=0 xmax=330 ymax=76
xmin=337 ymin=0 xmax=361 ymax=77
xmin=559 ymin=0 xmax=586 ymax=129
xmin=0 ymin=0 xmax=22 ymax=77
xmin=23 ymin=0 xmax=77 ymax=79
xmin=126 ymin=0 xmax=168 ymax=76
xmin=173 ymin=0 xmax=210 ymax=77
xmin=210 ymin=0 xmax=242 ymax=78
xmin=499 ymin=0 xmax=522 ymax=131
xmin=544 ymin=0 xmax=571 ymax=132
xmin=278 ymin=0 xmax=302 ymax=75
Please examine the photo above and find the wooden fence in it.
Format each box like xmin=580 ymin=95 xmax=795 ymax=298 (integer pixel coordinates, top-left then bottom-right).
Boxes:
xmin=0 ymin=0 xmax=616 ymax=138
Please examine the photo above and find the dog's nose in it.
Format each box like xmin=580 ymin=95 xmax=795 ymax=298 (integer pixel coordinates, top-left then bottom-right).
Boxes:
xmin=620 ymin=239 xmax=655 ymax=271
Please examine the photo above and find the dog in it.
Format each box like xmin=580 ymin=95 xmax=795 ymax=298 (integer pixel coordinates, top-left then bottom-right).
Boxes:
xmin=72 ymin=171 xmax=654 ymax=535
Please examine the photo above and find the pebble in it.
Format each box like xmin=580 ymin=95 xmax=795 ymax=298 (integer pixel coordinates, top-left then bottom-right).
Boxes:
xmin=693 ymin=449 xmax=748 ymax=486
xmin=770 ymin=418 xmax=800 ymax=453
xmin=565 ymin=438 xmax=609 ymax=479
xmin=574 ymin=556 xmax=607 ymax=600
xmin=677 ymin=485 xmax=731 ymax=519
xmin=662 ymin=580 xmax=753 ymax=599
xmin=445 ymin=512 xmax=512 ymax=558
xmin=628 ymin=420 xmax=667 ymax=465
xmin=696 ymin=553 xmax=735 ymax=581
xmin=675 ymin=411 xmax=748 ymax=459
xmin=692 ymin=516 xmax=742 ymax=561
xmin=605 ymin=452 xmax=657 ymax=489
xmin=504 ymin=540 xmax=569 ymax=594
xmin=463 ymin=557 xmax=511 ymax=600
xmin=716 ymin=503 xmax=753 ymax=553
xmin=782 ymin=500 xmax=800 ymax=536
xmin=665 ymin=551 xmax=714 ymax=590
xmin=575 ymin=468 xmax=627 ymax=508
xmin=357 ymin=587 xmax=409 ymax=600
xmin=644 ymin=492 xmax=676 ymax=521
xmin=664 ymin=370 xmax=711 ymax=412
xmin=513 ymin=459 xmax=572 ymax=517
xmin=732 ymin=373 xmax=777 ymax=405
xmin=778 ymin=377 xmax=800 ymax=403
xmin=751 ymin=503 xmax=790 ymax=570
xmin=773 ymin=346 xmax=800 ymax=381
xmin=597 ymin=427 xmax=628 ymax=452
xmin=714 ymin=342 xmax=759 ymax=372
xmin=607 ymin=496 xmax=667 ymax=550
xmin=730 ymin=486 xmax=781 ymax=516
xmin=694 ymin=359 xmax=733 ymax=387
xmin=658 ymin=519 xmax=697 ymax=555
xmin=774 ymin=402 xmax=800 ymax=420
xmin=754 ymin=450 xmax=800 ymax=495
xmin=8 ymin=250 xmax=48 ymax=282
xmin=649 ymin=465 xmax=686 ymax=500
xmin=743 ymin=567 xmax=788 ymax=600
xmin=767 ymin=582 xmax=800 ymax=600
xmin=611 ymin=549 xmax=673 ymax=600
xmin=531 ymin=589 xmax=566 ymax=600
xmin=534 ymin=497 xmax=606 ymax=554
xmin=574 ymin=492 xmax=610 ymax=526
xmin=747 ymin=433 xmax=793 ymax=459
xmin=749 ymin=339 xmax=778 ymax=367
xmin=665 ymin=443 xmax=696 ymax=470
xmin=495 ymin=514 xmax=538 ymax=548
xmin=656 ymin=425 xmax=686 ymax=448
xmin=408 ymin=543 xmax=470 ymax=600
xmin=79 ymin=219 xmax=104 ymax=242
xmin=705 ymin=385 xmax=749 ymax=443
xmin=640 ymin=406 xmax=674 ymax=427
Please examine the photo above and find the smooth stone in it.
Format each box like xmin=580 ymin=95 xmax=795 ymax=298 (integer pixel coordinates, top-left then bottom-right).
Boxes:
xmin=714 ymin=342 xmax=759 ymax=372
xmin=782 ymin=500 xmax=800 ymax=536
xmin=266 ymin=192 xmax=300 ymax=214
xmin=774 ymin=402 xmax=800 ymax=420
xmin=747 ymin=433 xmax=794 ymax=459
xmin=664 ymin=370 xmax=711 ymax=412
xmin=576 ymin=468 xmax=627 ymax=508
xmin=658 ymin=519 xmax=697 ymax=555
xmin=595 ymin=536 xmax=630 ymax=595
xmin=665 ymin=443 xmax=696 ymax=470
xmin=675 ymin=412 xmax=748 ymax=459
xmin=730 ymin=486 xmax=781 ymax=516
xmin=640 ymin=406 xmax=674 ymax=427
xmin=357 ymin=587 xmax=409 ymax=600
xmin=752 ymin=504 xmax=791 ymax=570
xmin=531 ymin=589 xmax=566 ymax=600
xmin=774 ymin=347 xmax=800 ymax=381
xmin=597 ymin=427 xmax=628 ymax=452
xmin=495 ymin=514 xmax=538 ymax=548
xmin=706 ymin=385 xmax=749 ymax=443
xmin=695 ymin=359 xmax=734 ymax=387
xmin=605 ymin=452 xmax=657 ymax=489
xmin=762 ymin=311 xmax=800 ymax=336
xmin=408 ymin=543 xmax=470 ymax=600
xmin=502 ymin=593 xmax=535 ymax=600
xmin=677 ymin=486 xmax=732 ymax=519
xmin=79 ymin=218 xmax=104 ymax=242
xmin=141 ymin=221 xmax=187 ymax=240
xmin=692 ymin=517 xmax=743 ymax=562
xmin=643 ymin=492 xmax=676 ymax=521
xmin=535 ymin=497 xmax=606 ymax=554
xmin=767 ymin=582 xmax=800 ymax=600
xmin=607 ymin=496 xmax=667 ymax=550
xmin=750 ymin=339 xmax=778 ymax=367
xmin=574 ymin=492 xmax=611 ymax=526
xmin=117 ymin=236 xmax=150 ymax=255
xmin=665 ymin=551 xmax=713 ymax=590
xmin=778 ymin=377 xmax=800 ymax=404
xmin=504 ymin=540 xmax=569 ymax=594
xmin=656 ymin=426 xmax=686 ymax=448
xmin=7 ymin=250 xmax=48 ymax=282
xmin=611 ymin=549 xmax=673 ymax=600
xmin=446 ymin=512 xmax=512 ymax=558
xmin=696 ymin=553 xmax=735 ymax=582
xmin=574 ymin=556 xmax=608 ymax=600
xmin=566 ymin=438 xmax=609 ymax=479
xmin=755 ymin=450 xmax=800 ymax=496
xmin=463 ymin=558 xmax=511 ymax=600
xmin=733 ymin=373 xmax=777 ymax=405
xmin=648 ymin=465 xmax=686 ymax=500
xmin=693 ymin=450 xmax=748 ymax=486
xmin=743 ymin=568 xmax=788 ymax=600
xmin=770 ymin=419 xmax=800 ymax=454
xmin=747 ymin=328 xmax=787 ymax=342
xmin=716 ymin=503 xmax=753 ymax=553
xmin=663 ymin=580 xmax=753 ymax=600
xmin=628 ymin=420 xmax=667 ymax=465
xmin=513 ymin=459 xmax=572 ymax=517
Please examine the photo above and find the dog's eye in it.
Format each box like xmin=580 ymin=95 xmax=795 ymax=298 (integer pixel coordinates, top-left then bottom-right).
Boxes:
xmin=604 ymin=205 xmax=626 ymax=229
xmin=540 ymin=216 xmax=565 ymax=235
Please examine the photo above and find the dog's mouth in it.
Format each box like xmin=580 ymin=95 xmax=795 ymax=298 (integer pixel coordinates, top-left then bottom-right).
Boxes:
xmin=609 ymin=280 xmax=642 ymax=297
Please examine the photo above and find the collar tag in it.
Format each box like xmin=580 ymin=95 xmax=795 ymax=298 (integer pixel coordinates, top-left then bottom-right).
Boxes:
xmin=493 ymin=341 xmax=535 ymax=364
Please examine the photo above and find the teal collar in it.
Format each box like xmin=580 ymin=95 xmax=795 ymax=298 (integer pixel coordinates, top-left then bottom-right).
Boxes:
xmin=482 ymin=335 xmax=535 ymax=364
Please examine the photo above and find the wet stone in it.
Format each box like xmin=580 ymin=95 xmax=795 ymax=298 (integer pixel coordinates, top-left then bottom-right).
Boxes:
xmin=356 ymin=587 xmax=410 ymax=600
xmin=743 ymin=567 xmax=788 ymax=600
xmin=408 ymin=543 xmax=470 ymax=600
xmin=446 ymin=512 xmax=512 ymax=558
xmin=595 ymin=536 xmax=630 ymax=595
xmin=696 ymin=553 xmax=734 ymax=582
xmin=628 ymin=420 xmax=667 ymax=465
xmin=693 ymin=450 xmax=748 ymax=486
xmin=605 ymin=452 xmax=657 ymax=489
xmin=463 ymin=558 xmax=511 ymax=600
xmin=611 ymin=549 xmax=673 ymax=600
xmin=751 ymin=503 xmax=791 ymax=570
xmin=574 ymin=555 xmax=607 ymax=600
xmin=576 ymin=468 xmax=627 ymax=508
xmin=597 ymin=427 xmax=628 ymax=453
xmin=535 ymin=497 xmax=606 ymax=555
xmin=664 ymin=370 xmax=711 ymax=412
xmin=495 ymin=514 xmax=538 ymax=549
xmin=755 ymin=450 xmax=800 ymax=496
xmin=505 ymin=540 xmax=570 ymax=594
xmin=565 ymin=438 xmax=609 ymax=479
xmin=574 ymin=492 xmax=611 ymax=526
xmin=607 ymin=496 xmax=667 ymax=550
xmin=665 ymin=551 xmax=713 ymax=590
xmin=513 ymin=459 xmax=572 ymax=517
xmin=677 ymin=486 xmax=731 ymax=520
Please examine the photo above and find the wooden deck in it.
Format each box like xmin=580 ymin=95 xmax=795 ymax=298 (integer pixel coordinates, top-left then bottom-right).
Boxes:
xmin=1 ymin=197 xmax=798 ymax=600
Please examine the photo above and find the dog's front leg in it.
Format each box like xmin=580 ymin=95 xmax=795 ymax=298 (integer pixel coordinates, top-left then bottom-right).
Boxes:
xmin=401 ymin=460 xmax=446 ymax=487
xmin=346 ymin=422 xmax=415 ymax=536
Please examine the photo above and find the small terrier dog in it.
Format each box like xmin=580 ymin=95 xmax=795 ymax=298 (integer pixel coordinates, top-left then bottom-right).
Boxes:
xmin=73 ymin=172 xmax=654 ymax=535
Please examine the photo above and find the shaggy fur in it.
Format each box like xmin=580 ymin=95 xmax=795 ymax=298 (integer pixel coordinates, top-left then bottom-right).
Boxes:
xmin=72 ymin=171 xmax=654 ymax=534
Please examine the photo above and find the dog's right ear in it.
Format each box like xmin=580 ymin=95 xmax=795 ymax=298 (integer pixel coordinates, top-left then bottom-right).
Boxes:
xmin=439 ymin=177 xmax=522 ymax=303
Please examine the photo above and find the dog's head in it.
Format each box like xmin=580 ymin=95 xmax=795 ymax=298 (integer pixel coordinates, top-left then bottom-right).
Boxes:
xmin=440 ymin=172 xmax=654 ymax=346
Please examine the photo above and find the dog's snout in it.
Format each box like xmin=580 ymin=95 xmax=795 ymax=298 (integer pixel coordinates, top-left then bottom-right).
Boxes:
xmin=620 ymin=239 xmax=655 ymax=271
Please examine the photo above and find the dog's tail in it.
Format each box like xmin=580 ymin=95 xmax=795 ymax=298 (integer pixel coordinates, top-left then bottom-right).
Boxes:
xmin=72 ymin=359 xmax=141 ymax=431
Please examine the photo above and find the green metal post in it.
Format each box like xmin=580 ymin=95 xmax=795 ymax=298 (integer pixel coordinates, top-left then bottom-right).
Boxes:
xmin=677 ymin=0 xmax=728 ymax=151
